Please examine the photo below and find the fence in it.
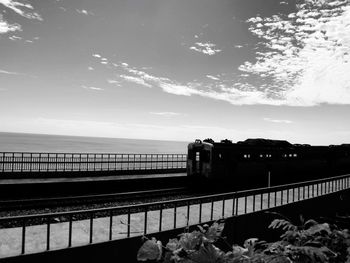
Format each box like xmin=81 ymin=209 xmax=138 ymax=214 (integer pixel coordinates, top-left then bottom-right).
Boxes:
xmin=0 ymin=173 xmax=349 ymax=258
xmin=0 ymin=152 xmax=187 ymax=173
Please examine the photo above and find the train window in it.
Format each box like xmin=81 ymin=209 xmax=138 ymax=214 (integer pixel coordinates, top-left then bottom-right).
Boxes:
xmin=260 ymin=154 xmax=263 ymax=158
xmin=283 ymin=154 xmax=287 ymax=158
xmin=196 ymin=152 xmax=200 ymax=161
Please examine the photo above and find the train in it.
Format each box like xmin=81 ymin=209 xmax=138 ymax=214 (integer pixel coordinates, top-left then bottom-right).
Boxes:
xmin=187 ymin=138 xmax=350 ymax=190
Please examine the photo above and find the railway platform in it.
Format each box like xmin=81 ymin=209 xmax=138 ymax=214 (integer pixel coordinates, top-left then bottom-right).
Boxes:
xmin=0 ymin=172 xmax=187 ymax=199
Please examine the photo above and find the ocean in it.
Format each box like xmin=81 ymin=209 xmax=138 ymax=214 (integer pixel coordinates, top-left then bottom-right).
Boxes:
xmin=0 ymin=132 xmax=188 ymax=154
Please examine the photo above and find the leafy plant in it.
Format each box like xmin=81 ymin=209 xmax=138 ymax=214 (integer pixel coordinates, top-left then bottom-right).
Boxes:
xmin=137 ymin=217 xmax=350 ymax=263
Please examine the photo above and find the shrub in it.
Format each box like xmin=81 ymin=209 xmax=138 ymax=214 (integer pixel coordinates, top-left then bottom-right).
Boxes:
xmin=137 ymin=218 xmax=350 ymax=263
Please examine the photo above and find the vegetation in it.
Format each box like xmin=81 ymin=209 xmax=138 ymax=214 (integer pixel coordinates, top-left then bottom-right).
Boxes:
xmin=137 ymin=217 xmax=350 ymax=263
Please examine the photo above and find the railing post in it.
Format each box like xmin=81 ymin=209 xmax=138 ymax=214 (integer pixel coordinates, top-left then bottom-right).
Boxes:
xmin=89 ymin=213 xmax=94 ymax=244
xmin=222 ymin=196 xmax=225 ymax=218
xmin=127 ymin=208 xmax=131 ymax=237
xmin=21 ymin=219 xmax=26 ymax=254
xmin=21 ymin=152 xmax=23 ymax=172
xmin=1 ymin=152 xmax=4 ymax=172
xmin=199 ymin=199 xmax=203 ymax=223
xmin=159 ymin=204 xmax=163 ymax=232
xmin=46 ymin=216 xmax=51 ymax=251
xmin=187 ymin=201 xmax=190 ymax=226
xmin=68 ymin=214 xmax=73 ymax=247
xmin=109 ymin=210 xmax=113 ymax=240
xmin=252 ymin=195 xmax=256 ymax=212
xmin=11 ymin=152 xmax=14 ymax=172
xmin=144 ymin=209 xmax=148 ymax=235
xmin=174 ymin=203 xmax=177 ymax=229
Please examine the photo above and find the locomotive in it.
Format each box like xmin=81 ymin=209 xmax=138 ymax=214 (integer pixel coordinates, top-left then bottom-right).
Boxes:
xmin=187 ymin=138 xmax=350 ymax=190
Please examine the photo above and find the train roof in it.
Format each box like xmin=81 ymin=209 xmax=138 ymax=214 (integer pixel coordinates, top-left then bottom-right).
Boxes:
xmin=237 ymin=138 xmax=292 ymax=147
xmin=197 ymin=138 xmax=350 ymax=149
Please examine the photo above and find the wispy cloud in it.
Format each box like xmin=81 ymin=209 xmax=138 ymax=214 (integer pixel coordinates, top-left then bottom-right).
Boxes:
xmin=119 ymin=75 xmax=152 ymax=88
xmin=263 ymin=117 xmax=293 ymax=124
xmin=97 ymin=57 xmax=282 ymax=105
xmin=0 ymin=19 xmax=21 ymax=34
xmin=9 ymin=35 xmax=21 ymax=40
xmin=82 ymin=85 xmax=103 ymax=91
xmin=240 ymin=0 xmax=350 ymax=106
xmin=107 ymin=79 xmax=121 ymax=86
xmin=190 ymin=42 xmax=221 ymax=55
xmin=150 ymin=112 xmax=182 ymax=117
xmin=0 ymin=0 xmax=42 ymax=20
xmin=76 ymin=9 xmax=94 ymax=16
xmin=206 ymin=75 xmax=220 ymax=81
xmin=0 ymin=69 xmax=20 ymax=75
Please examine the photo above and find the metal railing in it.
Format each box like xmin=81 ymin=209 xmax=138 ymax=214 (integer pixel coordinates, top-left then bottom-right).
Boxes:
xmin=0 ymin=174 xmax=349 ymax=258
xmin=0 ymin=152 xmax=187 ymax=173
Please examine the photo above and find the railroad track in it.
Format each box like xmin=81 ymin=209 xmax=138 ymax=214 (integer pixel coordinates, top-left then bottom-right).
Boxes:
xmin=0 ymin=187 xmax=188 ymax=212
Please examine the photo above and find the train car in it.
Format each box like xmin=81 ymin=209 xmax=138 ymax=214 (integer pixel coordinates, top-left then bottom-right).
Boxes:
xmin=187 ymin=138 xmax=350 ymax=191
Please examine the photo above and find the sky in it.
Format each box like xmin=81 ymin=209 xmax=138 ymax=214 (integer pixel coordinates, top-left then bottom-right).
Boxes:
xmin=0 ymin=0 xmax=350 ymax=145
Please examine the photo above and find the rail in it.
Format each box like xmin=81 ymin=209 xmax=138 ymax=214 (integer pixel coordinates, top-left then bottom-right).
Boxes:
xmin=0 ymin=152 xmax=187 ymax=173
xmin=0 ymin=174 xmax=349 ymax=258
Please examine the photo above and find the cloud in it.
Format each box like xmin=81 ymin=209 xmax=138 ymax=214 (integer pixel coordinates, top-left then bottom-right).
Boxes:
xmin=0 ymin=0 xmax=42 ymax=20
xmin=8 ymin=35 xmax=22 ymax=40
xmin=76 ymin=9 xmax=93 ymax=16
xmin=206 ymin=75 xmax=220 ymax=81
xmin=107 ymin=79 xmax=121 ymax=86
xmin=0 ymin=19 xmax=21 ymax=34
xmin=88 ymin=66 xmax=94 ymax=71
xmin=239 ymin=0 xmax=350 ymax=106
xmin=190 ymin=42 xmax=221 ymax=55
xmin=119 ymin=75 xmax=152 ymax=88
xmin=82 ymin=85 xmax=103 ymax=91
xmin=0 ymin=69 xmax=20 ymax=75
xmin=97 ymin=57 xmax=283 ymax=105
xmin=263 ymin=117 xmax=293 ymax=124
xmin=150 ymin=112 xmax=181 ymax=117
xmin=92 ymin=54 xmax=101 ymax=58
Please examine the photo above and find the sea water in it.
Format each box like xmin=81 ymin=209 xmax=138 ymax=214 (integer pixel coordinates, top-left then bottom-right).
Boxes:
xmin=0 ymin=132 xmax=188 ymax=154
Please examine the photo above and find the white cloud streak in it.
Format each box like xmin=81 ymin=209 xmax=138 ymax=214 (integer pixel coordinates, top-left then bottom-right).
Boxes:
xmin=150 ymin=112 xmax=181 ymax=117
xmin=0 ymin=69 xmax=20 ymax=75
xmin=119 ymin=75 xmax=152 ymax=88
xmin=82 ymin=85 xmax=103 ymax=91
xmin=263 ymin=117 xmax=293 ymax=124
xmin=0 ymin=0 xmax=42 ymax=20
xmin=76 ymin=9 xmax=93 ymax=15
xmin=190 ymin=42 xmax=221 ymax=55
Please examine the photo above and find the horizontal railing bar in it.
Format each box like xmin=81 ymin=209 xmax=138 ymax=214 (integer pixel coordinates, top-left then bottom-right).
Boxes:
xmin=0 ymin=153 xmax=187 ymax=173
xmin=1 ymin=174 xmax=348 ymax=223
xmin=0 ymin=152 xmax=187 ymax=156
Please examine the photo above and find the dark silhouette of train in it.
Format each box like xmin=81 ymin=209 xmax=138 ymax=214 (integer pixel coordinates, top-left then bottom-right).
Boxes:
xmin=187 ymin=138 xmax=350 ymax=190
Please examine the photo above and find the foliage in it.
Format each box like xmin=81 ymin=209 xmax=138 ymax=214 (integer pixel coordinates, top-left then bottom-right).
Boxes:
xmin=137 ymin=218 xmax=350 ymax=263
